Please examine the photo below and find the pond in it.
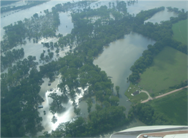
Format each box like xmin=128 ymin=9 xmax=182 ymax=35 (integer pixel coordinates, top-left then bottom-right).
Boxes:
xmin=93 ymin=32 xmax=155 ymax=115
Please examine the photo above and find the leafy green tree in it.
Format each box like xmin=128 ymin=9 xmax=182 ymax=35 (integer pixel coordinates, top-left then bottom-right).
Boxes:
xmin=115 ymin=86 xmax=120 ymax=97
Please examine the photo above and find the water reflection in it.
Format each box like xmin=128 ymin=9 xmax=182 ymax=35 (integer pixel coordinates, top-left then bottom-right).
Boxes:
xmin=127 ymin=1 xmax=188 ymax=15
xmin=37 ymin=75 xmax=88 ymax=135
xmin=94 ymin=32 xmax=155 ymax=114
xmin=57 ymin=11 xmax=73 ymax=36
xmin=93 ymin=32 xmax=155 ymax=137
xmin=144 ymin=8 xmax=178 ymax=24
xmin=0 ymin=0 xmax=78 ymax=40
xmin=2 ymin=0 xmax=188 ymax=136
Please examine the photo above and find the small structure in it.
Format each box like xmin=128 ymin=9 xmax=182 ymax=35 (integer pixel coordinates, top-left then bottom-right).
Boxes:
xmin=131 ymin=90 xmax=139 ymax=96
xmin=50 ymin=88 xmax=53 ymax=91
xmin=38 ymin=105 xmax=43 ymax=108
xmin=48 ymin=83 xmax=51 ymax=86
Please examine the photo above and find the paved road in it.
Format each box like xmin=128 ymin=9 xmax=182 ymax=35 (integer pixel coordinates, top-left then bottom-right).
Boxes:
xmin=141 ymin=86 xmax=188 ymax=103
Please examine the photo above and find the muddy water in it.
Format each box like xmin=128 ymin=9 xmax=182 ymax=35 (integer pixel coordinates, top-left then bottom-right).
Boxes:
xmin=144 ymin=7 xmax=178 ymax=24
xmin=93 ymin=32 xmax=155 ymax=138
xmin=1 ymin=0 xmax=188 ymax=136
xmin=57 ymin=11 xmax=73 ymax=36
xmin=94 ymin=32 xmax=155 ymax=114
xmin=0 ymin=0 xmax=78 ymax=40
xmin=127 ymin=0 xmax=188 ymax=15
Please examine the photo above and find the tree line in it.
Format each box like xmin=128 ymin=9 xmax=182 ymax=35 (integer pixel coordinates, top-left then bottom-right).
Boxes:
xmin=1 ymin=55 xmax=44 ymax=137
xmin=129 ymin=103 xmax=174 ymax=125
xmin=128 ymin=7 xmax=188 ymax=83
xmin=2 ymin=1 xmax=186 ymax=137
xmin=1 ymin=0 xmax=49 ymax=13
xmin=1 ymin=9 xmax=60 ymax=52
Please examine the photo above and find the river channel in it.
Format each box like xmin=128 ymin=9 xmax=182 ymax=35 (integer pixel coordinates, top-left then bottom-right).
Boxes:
xmin=1 ymin=0 xmax=188 ymax=137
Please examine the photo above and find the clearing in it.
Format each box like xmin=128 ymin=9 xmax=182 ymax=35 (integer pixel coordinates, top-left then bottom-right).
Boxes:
xmin=150 ymin=88 xmax=187 ymax=125
xmin=172 ymin=19 xmax=188 ymax=45
xmin=138 ymin=46 xmax=187 ymax=97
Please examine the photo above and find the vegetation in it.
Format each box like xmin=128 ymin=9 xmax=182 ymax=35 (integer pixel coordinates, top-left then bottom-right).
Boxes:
xmin=138 ymin=46 xmax=187 ymax=96
xmin=172 ymin=19 xmax=188 ymax=45
xmin=150 ymin=88 xmax=187 ymax=125
xmin=1 ymin=48 xmax=24 ymax=71
xmin=126 ymin=92 xmax=148 ymax=104
xmin=129 ymin=8 xmax=188 ymax=83
xmin=1 ymin=9 xmax=60 ymax=52
xmin=1 ymin=1 xmax=132 ymax=137
xmin=125 ymin=83 xmax=148 ymax=104
xmin=1 ymin=56 xmax=44 ymax=137
xmin=1 ymin=0 xmax=19 ymax=6
xmin=1 ymin=1 xmax=187 ymax=137
xmin=130 ymin=103 xmax=174 ymax=125
xmin=1 ymin=1 xmax=49 ymax=13
xmin=40 ymin=49 xmax=54 ymax=63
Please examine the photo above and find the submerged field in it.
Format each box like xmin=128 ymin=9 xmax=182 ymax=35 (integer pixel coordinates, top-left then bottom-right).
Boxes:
xmin=172 ymin=19 xmax=188 ymax=45
xmin=138 ymin=46 xmax=187 ymax=96
xmin=150 ymin=88 xmax=187 ymax=125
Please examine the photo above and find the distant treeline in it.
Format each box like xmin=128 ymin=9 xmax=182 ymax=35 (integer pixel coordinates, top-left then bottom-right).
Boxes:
xmin=134 ymin=6 xmax=165 ymax=24
xmin=1 ymin=0 xmax=19 ymax=6
xmin=128 ymin=8 xmax=188 ymax=83
xmin=1 ymin=1 xmax=49 ymax=13
xmin=52 ymin=1 xmax=92 ymax=12
xmin=1 ymin=8 xmax=60 ymax=52
xmin=1 ymin=1 xmax=187 ymax=137
xmin=169 ymin=80 xmax=188 ymax=89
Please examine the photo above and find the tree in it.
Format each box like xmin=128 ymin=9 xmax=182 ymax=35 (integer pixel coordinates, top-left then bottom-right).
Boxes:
xmin=48 ymin=93 xmax=66 ymax=114
xmin=87 ymin=98 xmax=92 ymax=113
xmin=115 ymin=86 xmax=120 ymax=97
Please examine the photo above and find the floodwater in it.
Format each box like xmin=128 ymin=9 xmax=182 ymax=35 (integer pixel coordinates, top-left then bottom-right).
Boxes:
xmin=1 ymin=0 xmax=26 ymax=8
xmin=37 ymin=75 xmax=88 ymax=135
xmin=94 ymin=32 xmax=155 ymax=114
xmin=144 ymin=7 xmax=178 ymax=24
xmin=93 ymin=1 xmax=188 ymax=137
xmin=0 ymin=0 xmax=78 ymax=40
xmin=93 ymin=32 xmax=155 ymax=137
xmin=56 ymin=11 xmax=73 ymax=36
xmin=1 ymin=0 xmax=188 ymax=136
xmin=127 ymin=0 xmax=188 ymax=15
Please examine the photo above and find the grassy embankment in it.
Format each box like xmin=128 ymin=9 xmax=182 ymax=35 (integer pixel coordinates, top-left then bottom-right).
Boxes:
xmin=150 ymin=88 xmax=187 ymax=125
xmin=172 ymin=19 xmax=188 ymax=45
xmin=125 ymin=46 xmax=187 ymax=104
xmin=125 ymin=83 xmax=148 ymax=104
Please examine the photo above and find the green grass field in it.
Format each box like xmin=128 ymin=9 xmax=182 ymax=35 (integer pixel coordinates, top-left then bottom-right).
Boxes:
xmin=150 ymin=88 xmax=187 ymax=125
xmin=125 ymin=83 xmax=148 ymax=104
xmin=138 ymin=46 xmax=187 ymax=96
xmin=172 ymin=19 xmax=188 ymax=45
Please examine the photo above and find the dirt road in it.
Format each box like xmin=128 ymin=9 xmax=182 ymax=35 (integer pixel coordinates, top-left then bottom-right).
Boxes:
xmin=140 ymin=90 xmax=153 ymax=102
xmin=141 ymin=86 xmax=188 ymax=103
